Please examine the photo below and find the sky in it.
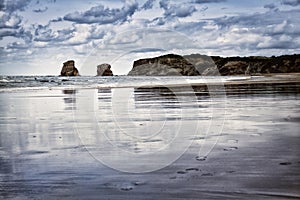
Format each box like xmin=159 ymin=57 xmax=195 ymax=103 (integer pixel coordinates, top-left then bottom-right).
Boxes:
xmin=0 ymin=0 xmax=300 ymax=75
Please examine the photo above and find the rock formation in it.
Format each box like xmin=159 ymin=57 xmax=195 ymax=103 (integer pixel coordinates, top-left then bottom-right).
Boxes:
xmin=60 ymin=60 xmax=79 ymax=76
xmin=211 ymin=54 xmax=300 ymax=75
xmin=185 ymin=54 xmax=300 ymax=76
xmin=97 ymin=63 xmax=113 ymax=76
xmin=128 ymin=54 xmax=200 ymax=76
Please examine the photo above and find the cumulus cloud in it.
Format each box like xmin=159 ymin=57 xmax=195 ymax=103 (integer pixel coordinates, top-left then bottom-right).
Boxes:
xmin=63 ymin=1 xmax=139 ymax=24
xmin=33 ymin=23 xmax=74 ymax=43
xmin=0 ymin=12 xmax=22 ymax=29
xmin=0 ymin=0 xmax=32 ymax=40
xmin=281 ymin=0 xmax=300 ymax=6
xmin=197 ymin=9 xmax=300 ymax=53
xmin=211 ymin=9 xmax=300 ymax=30
xmin=159 ymin=0 xmax=197 ymax=18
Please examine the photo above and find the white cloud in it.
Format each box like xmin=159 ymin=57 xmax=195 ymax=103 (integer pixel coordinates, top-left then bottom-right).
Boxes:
xmin=66 ymin=24 xmax=91 ymax=45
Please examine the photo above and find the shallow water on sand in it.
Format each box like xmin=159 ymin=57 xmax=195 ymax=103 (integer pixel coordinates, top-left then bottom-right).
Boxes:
xmin=0 ymin=82 xmax=300 ymax=199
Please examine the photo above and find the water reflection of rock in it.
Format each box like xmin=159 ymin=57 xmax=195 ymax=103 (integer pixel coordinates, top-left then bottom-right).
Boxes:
xmin=134 ymin=87 xmax=180 ymax=109
xmin=63 ymin=89 xmax=76 ymax=110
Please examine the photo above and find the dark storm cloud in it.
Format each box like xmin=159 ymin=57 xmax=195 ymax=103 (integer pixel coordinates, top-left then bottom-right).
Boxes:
xmin=63 ymin=1 xmax=139 ymax=24
xmin=192 ymin=0 xmax=226 ymax=4
xmin=159 ymin=0 xmax=197 ymax=18
xmin=281 ymin=0 xmax=300 ymax=6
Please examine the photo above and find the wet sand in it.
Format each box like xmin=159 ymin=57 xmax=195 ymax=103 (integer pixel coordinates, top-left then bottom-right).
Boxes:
xmin=0 ymin=79 xmax=300 ymax=199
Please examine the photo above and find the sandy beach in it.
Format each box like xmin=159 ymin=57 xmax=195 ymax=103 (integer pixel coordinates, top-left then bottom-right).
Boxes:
xmin=0 ymin=78 xmax=299 ymax=199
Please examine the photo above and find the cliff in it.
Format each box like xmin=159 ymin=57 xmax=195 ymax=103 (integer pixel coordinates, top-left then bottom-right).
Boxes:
xmin=128 ymin=54 xmax=300 ymax=76
xmin=211 ymin=54 xmax=300 ymax=75
xmin=128 ymin=54 xmax=199 ymax=76
xmin=60 ymin=60 xmax=80 ymax=76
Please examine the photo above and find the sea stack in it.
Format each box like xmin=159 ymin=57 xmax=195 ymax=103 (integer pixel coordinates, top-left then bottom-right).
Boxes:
xmin=97 ymin=63 xmax=113 ymax=76
xmin=128 ymin=54 xmax=200 ymax=76
xmin=60 ymin=60 xmax=80 ymax=76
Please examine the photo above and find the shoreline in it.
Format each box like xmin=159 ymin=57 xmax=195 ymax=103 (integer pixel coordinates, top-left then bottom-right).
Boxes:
xmin=0 ymin=73 xmax=300 ymax=93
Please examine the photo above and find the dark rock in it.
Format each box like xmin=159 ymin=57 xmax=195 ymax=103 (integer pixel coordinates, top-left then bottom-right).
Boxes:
xmin=211 ymin=54 xmax=300 ymax=75
xmin=183 ymin=54 xmax=217 ymax=75
xmin=128 ymin=54 xmax=200 ymax=76
xmin=97 ymin=63 xmax=113 ymax=76
xmin=60 ymin=60 xmax=79 ymax=76
xmin=128 ymin=53 xmax=300 ymax=76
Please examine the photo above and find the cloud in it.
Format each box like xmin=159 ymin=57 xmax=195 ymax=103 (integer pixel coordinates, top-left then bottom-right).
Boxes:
xmin=281 ymin=0 xmax=300 ymax=6
xmin=211 ymin=9 xmax=300 ymax=30
xmin=141 ymin=0 xmax=156 ymax=10
xmin=33 ymin=23 xmax=74 ymax=43
xmin=192 ymin=0 xmax=226 ymax=4
xmin=129 ymin=47 xmax=166 ymax=53
xmin=63 ymin=1 xmax=139 ymax=24
xmin=257 ymin=35 xmax=296 ymax=49
xmin=194 ymin=9 xmax=300 ymax=53
xmin=2 ymin=0 xmax=32 ymax=13
xmin=0 ymin=13 xmax=22 ymax=29
xmin=33 ymin=6 xmax=48 ymax=13
xmin=0 ymin=0 xmax=32 ymax=39
xmin=159 ymin=0 xmax=197 ymax=18
xmin=264 ymin=3 xmax=277 ymax=10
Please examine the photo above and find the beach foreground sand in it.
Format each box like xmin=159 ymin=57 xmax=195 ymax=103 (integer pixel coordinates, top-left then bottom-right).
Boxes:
xmin=0 ymin=78 xmax=299 ymax=199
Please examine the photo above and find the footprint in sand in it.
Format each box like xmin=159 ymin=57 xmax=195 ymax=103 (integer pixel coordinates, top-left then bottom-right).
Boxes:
xmin=195 ymin=156 xmax=207 ymax=161
xmin=227 ymin=139 xmax=238 ymax=144
xmin=201 ymin=173 xmax=214 ymax=176
xmin=174 ymin=167 xmax=200 ymax=179
xmin=223 ymin=146 xmax=238 ymax=151
xmin=279 ymin=162 xmax=292 ymax=165
xmin=185 ymin=167 xmax=199 ymax=172
xmin=120 ymin=185 xmax=134 ymax=191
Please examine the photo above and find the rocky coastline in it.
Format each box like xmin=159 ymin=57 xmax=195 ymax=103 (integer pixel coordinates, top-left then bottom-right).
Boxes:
xmin=59 ymin=54 xmax=300 ymax=76
xmin=128 ymin=54 xmax=300 ymax=76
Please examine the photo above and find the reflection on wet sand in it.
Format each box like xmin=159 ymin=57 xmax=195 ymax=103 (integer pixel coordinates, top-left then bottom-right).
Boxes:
xmin=63 ymin=89 xmax=76 ymax=109
xmin=0 ymin=82 xmax=300 ymax=199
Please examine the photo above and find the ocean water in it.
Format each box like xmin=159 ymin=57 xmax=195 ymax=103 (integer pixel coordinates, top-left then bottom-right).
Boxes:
xmin=0 ymin=75 xmax=300 ymax=199
xmin=0 ymin=75 xmax=265 ymax=91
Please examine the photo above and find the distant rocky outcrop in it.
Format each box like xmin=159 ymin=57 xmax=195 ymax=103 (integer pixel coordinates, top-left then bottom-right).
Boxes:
xmin=184 ymin=54 xmax=300 ymax=76
xmin=128 ymin=54 xmax=200 ymax=76
xmin=97 ymin=63 xmax=113 ymax=76
xmin=212 ymin=54 xmax=300 ymax=75
xmin=60 ymin=60 xmax=79 ymax=76
xmin=129 ymin=53 xmax=300 ymax=76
